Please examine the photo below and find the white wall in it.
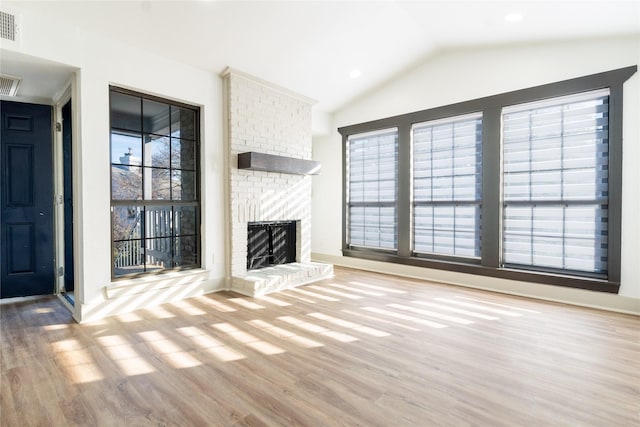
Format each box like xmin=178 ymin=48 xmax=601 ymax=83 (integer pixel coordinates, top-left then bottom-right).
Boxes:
xmin=3 ymin=3 xmax=226 ymax=321
xmin=312 ymin=36 xmax=640 ymax=312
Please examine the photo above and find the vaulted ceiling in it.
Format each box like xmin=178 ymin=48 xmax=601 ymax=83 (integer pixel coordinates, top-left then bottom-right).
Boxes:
xmin=3 ymin=1 xmax=639 ymax=113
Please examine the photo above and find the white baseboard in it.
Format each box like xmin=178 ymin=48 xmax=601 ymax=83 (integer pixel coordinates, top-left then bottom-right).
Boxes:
xmin=311 ymin=253 xmax=640 ymax=316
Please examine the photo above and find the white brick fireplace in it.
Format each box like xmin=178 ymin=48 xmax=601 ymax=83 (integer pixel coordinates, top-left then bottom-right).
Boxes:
xmin=222 ymin=69 xmax=332 ymax=296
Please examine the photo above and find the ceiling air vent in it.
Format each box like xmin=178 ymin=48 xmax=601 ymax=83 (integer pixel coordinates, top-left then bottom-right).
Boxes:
xmin=0 ymin=75 xmax=21 ymax=97
xmin=0 ymin=11 xmax=17 ymax=41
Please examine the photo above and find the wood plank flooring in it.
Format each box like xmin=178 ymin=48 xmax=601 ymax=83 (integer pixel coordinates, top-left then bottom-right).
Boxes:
xmin=1 ymin=267 xmax=639 ymax=426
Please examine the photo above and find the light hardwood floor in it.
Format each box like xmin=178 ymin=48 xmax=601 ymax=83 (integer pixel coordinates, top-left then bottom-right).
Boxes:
xmin=1 ymin=267 xmax=639 ymax=426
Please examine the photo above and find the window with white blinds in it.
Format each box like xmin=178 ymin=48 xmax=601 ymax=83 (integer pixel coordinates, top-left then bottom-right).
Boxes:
xmin=412 ymin=113 xmax=482 ymax=257
xmin=502 ymin=89 xmax=609 ymax=274
xmin=340 ymin=66 xmax=634 ymax=292
xmin=347 ymin=128 xmax=398 ymax=250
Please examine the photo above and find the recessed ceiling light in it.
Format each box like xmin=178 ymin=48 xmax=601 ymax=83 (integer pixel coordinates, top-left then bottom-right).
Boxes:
xmin=349 ymin=69 xmax=362 ymax=79
xmin=504 ymin=12 xmax=523 ymax=23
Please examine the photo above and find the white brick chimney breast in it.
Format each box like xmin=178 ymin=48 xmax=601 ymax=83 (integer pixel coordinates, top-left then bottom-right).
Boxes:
xmin=222 ymin=69 xmax=333 ymax=296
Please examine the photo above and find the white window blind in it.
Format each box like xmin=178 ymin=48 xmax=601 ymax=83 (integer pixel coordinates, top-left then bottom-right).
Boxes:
xmin=502 ymin=89 xmax=609 ymax=274
xmin=347 ymin=128 xmax=398 ymax=250
xmin=412 ymin=113 xmax=482 ymax=257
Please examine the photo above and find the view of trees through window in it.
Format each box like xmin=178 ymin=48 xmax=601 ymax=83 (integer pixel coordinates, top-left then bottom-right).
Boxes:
xmin=110 ymin=88 xmax=199 ymax=278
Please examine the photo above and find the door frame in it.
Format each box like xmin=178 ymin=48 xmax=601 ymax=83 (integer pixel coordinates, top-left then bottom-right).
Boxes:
xmin=53 ymin=76 xmax=80 ymax=316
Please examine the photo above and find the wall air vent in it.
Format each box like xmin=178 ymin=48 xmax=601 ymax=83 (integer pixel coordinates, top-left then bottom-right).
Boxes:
xmin=0 ymin=75 xmax=21 ymax=97
xmin=0 ymin=11 xmax=17 ymax=41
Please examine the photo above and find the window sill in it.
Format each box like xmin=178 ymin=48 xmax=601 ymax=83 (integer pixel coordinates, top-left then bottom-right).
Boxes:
xmin=342 ymin=249 xmax=619 ymax=294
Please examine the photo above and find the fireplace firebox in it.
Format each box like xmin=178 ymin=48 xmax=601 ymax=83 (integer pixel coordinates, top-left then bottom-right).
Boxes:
xmin=247 ymin=221 xmax=296 ymax=270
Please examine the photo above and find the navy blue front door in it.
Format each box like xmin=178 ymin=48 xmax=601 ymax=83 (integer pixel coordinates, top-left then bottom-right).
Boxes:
xmin=1 ymin=101 xmax=54 ymax=298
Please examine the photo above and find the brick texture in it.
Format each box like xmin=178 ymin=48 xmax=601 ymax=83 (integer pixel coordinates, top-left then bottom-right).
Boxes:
xmin=224 ymin=71 xmax=314 ymax=279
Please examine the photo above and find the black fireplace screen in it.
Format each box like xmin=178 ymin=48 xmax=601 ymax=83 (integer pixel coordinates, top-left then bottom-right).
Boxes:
xmin=247 ymin=221 xmax=296 ymax=270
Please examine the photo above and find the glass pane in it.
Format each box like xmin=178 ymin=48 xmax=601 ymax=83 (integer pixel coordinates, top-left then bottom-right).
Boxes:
xmin=145 ymin=237 xmax=173 ymax=271
xmin=111 ymin=131 xmax=142 ymax=166
xmin=412 ymin=113 xmax=482 ymax=204
xmin=174 ymin=236 xmax=198 ymax=266
xmin=503 ymin=203 xmax=607 ymax=273
xmin=147 ymin=168 xmax=171 ymax=200
xmin=348 ymin=205 xmax=397 ymax=250
xmin=503 ymin=90 xmax=609 ymax=204
xmin=172 ymin=170 xmax=196 ymax=201
xmin=145 ymin=206 xmax=172 ymax=238
xmin=502 ymin=90 xmax=609 ymax=274
xmin=112 ymin=206 xmax=143 ymax=241
xmin=144 ymin=135 xmax=170 ymax=168
xmin=113 ymin=240 xmax=144 ymax=277
xmin=110 ymin=92 xmax=141 ymax=132
xmin=348 ymin=128 xmax=398 ymax=205
xmin=112 ymin=165 xmax=142 ymax=200
xmin=171 ymin=138 xmax=196 ymax=170
xmin=171 ymin=106 xmax=196 ymax=140
xmin=143 ymin=99 xmax=170 ymax=135
xmin=413 ymin=204 xmax=480 ymax=257
xmin=175 ymin=206 xmax=197 ymax=236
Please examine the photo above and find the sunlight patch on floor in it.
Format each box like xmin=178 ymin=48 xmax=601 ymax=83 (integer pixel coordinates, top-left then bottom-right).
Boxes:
xmin=43 ymin=323 xmax=69 ymax=331
xmin=278 ymin=292 xmax=316 ymax=304
xmin=145 ymin=306 xmax=176 ymax=319
xmin=456 ymin=296 xmax=540 ymax=313
xmin=307 ymin=285 xmax=362 ymax=300
xmin=228 ymin=298 xmax=266 ymax=310
xmin=53 ymin=347 xmax=105 ymax=384
xmin=348 ymin=281 xmax=408 ymax=294
xmin=247 ymin=319 xmax=324 ymax=348
xmin=176 ymin=326 xmax=247 ymax=362
xmin=114 ymin=312 xmax=144 ymax=323
xmin=387 ymin=303 xmax=475 ymax=325
xmin=161 ymin=351 xmax=202 ymax=369
xmin=326 ymin=282 xmax=386 ymax=296
xmin=341 ymin=309 xmax=421 ymax=331
xmin=435 ymin=298 xmax=523 ymax=317
xmin=307 ymin=312 xmax=390 ymax=337
xmin=213 ymin=322 xmax=285 ymax=355
xmin=197 ymin=297 xmax=237 ymax=312
xmin=278 ymin=316 xmax=359 ymax=342
xmin=255 ymin=295 xmax=292 ymax=307
xmin=361 ymin=307 xmax=447 ymax=329
xmin=290 ymin=288 xmax=340 ymax=302
xmin=412 ymin=301 xmax=499 ymax=320
xmin=96 ymin=335 xmax=156 ymax=376
xmin=172 ymin=300 xmax=207 ymax=316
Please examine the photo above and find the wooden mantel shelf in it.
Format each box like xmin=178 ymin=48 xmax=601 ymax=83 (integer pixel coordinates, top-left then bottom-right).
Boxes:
xmin=237 ymin=152 xmax=321 ymax=175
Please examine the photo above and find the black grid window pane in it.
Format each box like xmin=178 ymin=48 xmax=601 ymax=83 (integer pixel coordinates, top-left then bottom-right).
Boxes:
xmin=111 ymin=165 xmax=142 ymax=200
xmin=143 ymin=99 xmax=171 ymax=135
xmin=145 ymin=135 xmax=170 ymax=168
xmin=502 ymin=89 xmax=609 ymax=274
xmin=110 ymin=87 xmax=200 ymax=278
xmin=111 ymin=131 xmax=142 ymax=165
xmin=171 ymin=138 xmax=196 ymax=170
xmin=171 ymin=106 xmax=196 ymax=140
xmin=347 ymin=129 xmax=398 ymax=250
xmin=145 ymin=206 xmax=172 ymax=239
xmin=110 ymin=92 xmax=141 ymax=132
xmin=412 ymin=113 xmax=482 ymax=258
xmin=112 ymin=205 xmax=144 ymax=277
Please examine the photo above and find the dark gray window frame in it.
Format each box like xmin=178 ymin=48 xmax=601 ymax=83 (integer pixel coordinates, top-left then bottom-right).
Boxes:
xmin=339 ymin=66 xmax=637 ymax=293
xmin=109 ymin=86 xmax=201 ymax=280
